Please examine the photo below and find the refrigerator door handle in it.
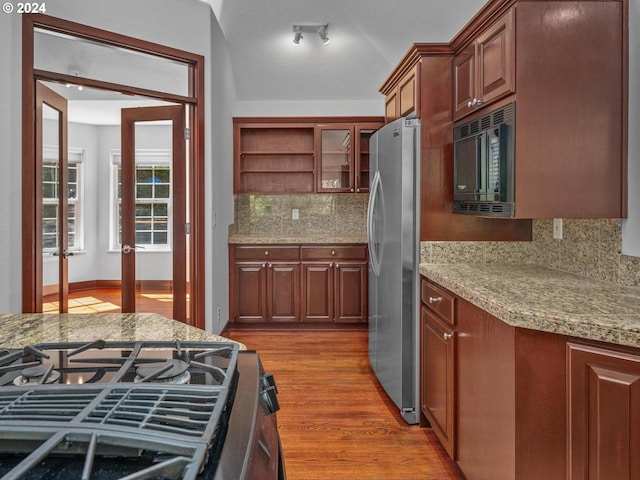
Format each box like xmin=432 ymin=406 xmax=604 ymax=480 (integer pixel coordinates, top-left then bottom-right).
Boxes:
xmin=367 ymin=171 xmax=382 ymax=276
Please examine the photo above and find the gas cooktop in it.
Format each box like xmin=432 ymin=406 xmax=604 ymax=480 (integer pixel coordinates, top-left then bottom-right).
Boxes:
xmin=0 ymin=340 xmax=243 ymax=480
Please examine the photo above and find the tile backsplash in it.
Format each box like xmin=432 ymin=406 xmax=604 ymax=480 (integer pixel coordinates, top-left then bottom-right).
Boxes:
xmin=232 ymin=193 xmax=368 ymax=237
xmin=232 ymin=196 xmax=640 ymax=287
xmin=421 ymin=219 xmax=640 ymax=287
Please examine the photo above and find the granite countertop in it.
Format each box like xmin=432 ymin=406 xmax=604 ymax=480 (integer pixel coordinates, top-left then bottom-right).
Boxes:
xmin=228 ymin=233 xmax=367 ymax=245
xmin=0 ymin=313 xmax=246 ymax=349
xmin=420 ymin=263 xmax=640 ymax=348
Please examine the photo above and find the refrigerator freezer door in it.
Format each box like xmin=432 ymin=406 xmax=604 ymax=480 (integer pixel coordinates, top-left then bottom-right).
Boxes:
xmin=368 ymin=117 xmax=419 ymax=424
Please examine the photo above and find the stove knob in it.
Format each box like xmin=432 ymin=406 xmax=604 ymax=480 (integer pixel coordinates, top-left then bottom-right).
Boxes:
xmin=260 ymin=373 xmax=280 ymax=414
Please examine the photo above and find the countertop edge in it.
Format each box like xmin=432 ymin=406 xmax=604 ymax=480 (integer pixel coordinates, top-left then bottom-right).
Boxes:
xmin=420 ymin=263 xmax=640 ymax=349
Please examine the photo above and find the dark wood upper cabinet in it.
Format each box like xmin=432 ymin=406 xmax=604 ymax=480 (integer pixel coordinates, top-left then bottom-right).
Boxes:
xmin=454 ymin=8 xmax=514 ymax=121
xmin=381 ymin=0 xmax=627 ymax=234
xmin=233 ymin=117 xmax=383 ymax=194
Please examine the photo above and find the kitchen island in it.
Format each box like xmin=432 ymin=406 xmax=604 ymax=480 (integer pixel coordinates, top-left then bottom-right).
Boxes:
xmin=0 ymin=313 xmax=245 ymax=349
xmin=419 ymin=263 xmax=640 ymax=480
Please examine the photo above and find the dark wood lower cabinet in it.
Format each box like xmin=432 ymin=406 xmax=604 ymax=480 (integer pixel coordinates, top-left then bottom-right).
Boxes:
xmin=231 ymin=244 xmax=367 ymax=326
xmin=301 ymin=263 xmax=334 ymax=322
xmin=420 ymin=306 xmax=455 ymax=458
xmin=567 ymin=343 xmax=640 ymax=480
xmin=423 ymin=276 xmax=640 ymax=480
xmin=233 ymin=261 xmax=299 ymax=323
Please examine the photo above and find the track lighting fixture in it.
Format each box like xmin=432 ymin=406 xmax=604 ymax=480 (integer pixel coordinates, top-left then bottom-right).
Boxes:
xmin=292 ymin=24 xmax=330 ymax=45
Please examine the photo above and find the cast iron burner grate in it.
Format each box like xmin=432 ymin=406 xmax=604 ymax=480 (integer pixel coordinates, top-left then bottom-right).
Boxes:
xmin=0 ymin=340 xmax=240 ymax=480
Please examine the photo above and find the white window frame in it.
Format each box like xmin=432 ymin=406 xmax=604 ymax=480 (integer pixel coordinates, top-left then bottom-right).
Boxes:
xmin=42 ymin=145 xmax=85 ymax=254
xmin=110 ymin=149 xmax=173 ymax=253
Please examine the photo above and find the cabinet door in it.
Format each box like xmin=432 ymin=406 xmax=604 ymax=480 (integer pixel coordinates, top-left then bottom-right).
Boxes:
xmin=354 ymin=124 xmax=381 ymax=193
xmin=398 ymin=67 xmax=418 ymax=118
xmin=267 ymin=261 xmax=300 ymax=322
xmin=568 ymin=343 xmax=640 ymax=480
xmin=385 ymin=91 xmax=398 ymax=123
xmin=453 ymin=46 xmax=476 ymax=120
xmin=316 ymin=125 xmax=355 ymax=192
xmin=233 ymin=262 xmax=267 ymax=323
xmin=475 ymin=8 xmax=514 ymax=107
xmin=334 ymin=261 xmax=367 ymax=323
xmin=421 ymin=306 xmax=456 ymax=459
xmin=301 ymin=262 xmax=334 ymax=322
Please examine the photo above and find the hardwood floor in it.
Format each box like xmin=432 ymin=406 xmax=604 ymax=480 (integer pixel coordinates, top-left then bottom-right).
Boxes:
xmin=42 ymin=288 xmax=173 ymax=316
xmin=225 ymin=329 xmax=465 ymax=480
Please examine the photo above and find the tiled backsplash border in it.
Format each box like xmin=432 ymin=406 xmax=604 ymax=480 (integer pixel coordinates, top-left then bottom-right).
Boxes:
xmin=420 ymin=219 xmax=640 ymax=287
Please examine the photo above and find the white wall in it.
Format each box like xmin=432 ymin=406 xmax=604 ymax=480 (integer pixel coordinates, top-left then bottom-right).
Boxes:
xmin=235 ymin=99 xmax=383 ymax=117
xmin=0 ymin=13 xmax=23 ymax=312
xmin=0 ymin=0 xmax=236 ymax=333
xmin=622 ymin=0 xmax=640 ymax=256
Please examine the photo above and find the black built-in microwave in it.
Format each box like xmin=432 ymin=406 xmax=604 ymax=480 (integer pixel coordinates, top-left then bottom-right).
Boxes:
xmin=453 ymin=102 xmax=515 ymax=217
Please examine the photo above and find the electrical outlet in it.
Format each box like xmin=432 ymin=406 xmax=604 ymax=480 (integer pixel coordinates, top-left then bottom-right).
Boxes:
xmin=292 ymin=208 xmax=299 ymax=220
xmin=553 ymin=218 xmax=563 ymax=240
xmin=216 ymin=306 xmax=221 ymax=323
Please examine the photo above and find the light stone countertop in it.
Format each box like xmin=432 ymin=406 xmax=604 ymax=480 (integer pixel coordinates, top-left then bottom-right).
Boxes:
xmin=0 ymin=313 xmax=246 ymax=349
xmin=228 ymin=233 xmax=367 ymax=245
xmin=420 ymin=263 xmax=640 ymax=349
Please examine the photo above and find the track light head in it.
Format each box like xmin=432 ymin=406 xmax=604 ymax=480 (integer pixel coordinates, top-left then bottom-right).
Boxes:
xmin=291 ymin=23 xmax=330 ymax=45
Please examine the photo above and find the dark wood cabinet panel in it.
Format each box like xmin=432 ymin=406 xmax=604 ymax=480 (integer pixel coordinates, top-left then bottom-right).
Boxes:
xmin=476 ymin=9 xmax=513 ymax=106
xmin=334 ymin=262 xmax=367 ymax=323
xmin=268 ymin=262 xmax=300 ymax=322
xmin=383 ymin=64 xmax=420 ymax=123
xmin=421 ymin=305 xmax=455 ymax=459
xmin=453 ymin=47 xmax=475 ymax=119
xmin=233 ymin=262 xmax=268 ymax=323
xmin=568 ymin=343 xmax=640 ymax=480
xmin=453 ymin=8 xmax=514 ymax=121
xmin=301 ymin=263 xmax=334 ymax=322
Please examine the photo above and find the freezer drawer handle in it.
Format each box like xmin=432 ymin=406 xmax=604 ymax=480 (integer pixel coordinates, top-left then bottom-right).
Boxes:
xmin=428 ymin=296 xmax=443 ymax=304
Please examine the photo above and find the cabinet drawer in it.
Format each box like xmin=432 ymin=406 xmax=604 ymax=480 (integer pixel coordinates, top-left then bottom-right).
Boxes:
xmin=421 ymin=279 xmax=456 ymax=326
xmin=234 ymin=246 xmax=300 ymax=260
xmin=301 ymin=245 xmax=367 ymax=260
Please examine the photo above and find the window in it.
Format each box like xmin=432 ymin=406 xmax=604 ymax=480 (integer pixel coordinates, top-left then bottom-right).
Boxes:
xmin=111 ymin=149 xmax=172 ymax=251
xmin=42 ymin=146 xmax=84 ymax=253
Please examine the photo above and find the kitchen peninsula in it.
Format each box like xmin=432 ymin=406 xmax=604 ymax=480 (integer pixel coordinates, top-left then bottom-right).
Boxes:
xmin=0 ymin=313 xmax=245 ymax=349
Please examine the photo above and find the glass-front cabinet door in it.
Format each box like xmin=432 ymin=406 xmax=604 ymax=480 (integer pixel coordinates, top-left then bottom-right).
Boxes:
xmin=316 ymin=125 xmax=354 ymax=192
xmin=355 ymin=125 xmax=379 ymax=193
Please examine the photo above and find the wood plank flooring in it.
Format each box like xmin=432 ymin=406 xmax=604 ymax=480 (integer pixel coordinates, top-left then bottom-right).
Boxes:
xmin=226 ymin=329 xmax=465 ymax=480
xmin=42 ymin=288 xmax=173 ymax=316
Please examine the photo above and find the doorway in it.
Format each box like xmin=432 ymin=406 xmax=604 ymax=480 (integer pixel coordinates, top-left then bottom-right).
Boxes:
xmin=22 ymin=15 xmax=205 ymax=328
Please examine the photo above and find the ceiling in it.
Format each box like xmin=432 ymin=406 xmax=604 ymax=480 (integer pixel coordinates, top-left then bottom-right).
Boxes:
xmin=212 ymin=0 xmax=489 ymax=105
xmin=52 ymin=0 xmax=491 ymax=123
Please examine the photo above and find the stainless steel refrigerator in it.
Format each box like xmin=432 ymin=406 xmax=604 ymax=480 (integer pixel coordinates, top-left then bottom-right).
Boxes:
xmin=367 ymin=116 xmax=420 ymax=425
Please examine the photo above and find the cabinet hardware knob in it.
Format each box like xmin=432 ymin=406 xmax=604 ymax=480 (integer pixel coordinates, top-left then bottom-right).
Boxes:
xmin=264 ymin=251 xmax=269 ymax=256
xmin=443 ymin=332 xmax=453 ymax=340
xmin=351 ymin=188 xmax=355 ymax=192
xmin=262 ymin=263 xmax=266 ymax=268
xmin=467 ymin=99 xmax=475 ymax=108
xmin=268 ymin=263 xmax=272 ymax=268
xmin=356 ymin=188 xmax=360 ymax=192
xmin=428 ymin=296 xmax=443 ymax=304
xmin=475 ymin=98 xmax=484 ymax=106
xmin=331 ymin=250 xmax=336 ymax=256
